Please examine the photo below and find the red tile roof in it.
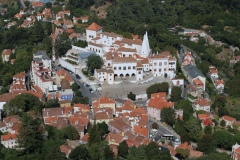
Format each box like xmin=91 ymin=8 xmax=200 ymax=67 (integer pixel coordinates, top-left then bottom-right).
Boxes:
xmin=221 ymin=115 xmax=236 ymax=122
xmin=1 ymin=133 xmax=17 ymax=141
xmin=3 ymin=115 xmax=20 ymax=124
xmin=2 ymin=49 xmax=12 ymax=55
xmin=0 ymin=93 xmax=18 ymax=102
xmin=86 ymin=22 xmax=102 ymax=31
xmin=195 ymin=98 xmax=209 ymax=106
xmin=106 ymin=132 xmax=124 ymax=144
xmin=151 ymin=92 xmax=167 ymax=98
xmin=198 ymin=114 xmax=209 ymax=120
xmin=193 ymin=78 xmax=204 ymax=87
xmin=148 ymin=96 xmax=174 ymax=110
xmin=80 ymin=133 xmax=89 ymax=143
xmin=60 ymin=145 xmax=72 ymax=157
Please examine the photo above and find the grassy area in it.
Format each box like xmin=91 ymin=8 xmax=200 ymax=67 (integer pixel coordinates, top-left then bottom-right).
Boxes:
xmin=226 ymin=97 xmax=240 ymax=120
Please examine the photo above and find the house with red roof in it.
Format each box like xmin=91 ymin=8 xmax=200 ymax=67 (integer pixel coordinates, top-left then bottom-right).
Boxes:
xmin=147 ymin=92 xmax=174 ymax=121
xmin=86 ymin=22 xmax=103 ymax=42
xmin=92 ymin=96 xmax=116 ymax=114
xmin=192 ymin=97 xmax=210 ymax=112
xmin=108 ymin=118 xmax=131 ymax=136
xmin=106 ymin=132 xmax=125 ymax=146
xmin=0 ymin=93 xmax=19 ymax=110
xmin=219 ymin=115 xmax=236 ymax=128
xmin=209 ymin=66 xmax=218 ymax=78
xmin=1 ymin=49 xmax=12 ymax=62
xmin=1 ymin=133 xmax=18 ymax=148
xmin=232 ymin=143 xmax=240 ymax=160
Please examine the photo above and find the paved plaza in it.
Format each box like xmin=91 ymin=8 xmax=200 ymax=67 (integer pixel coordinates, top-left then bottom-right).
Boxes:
xmin=99 ymin=76 xmax=171 ymax=99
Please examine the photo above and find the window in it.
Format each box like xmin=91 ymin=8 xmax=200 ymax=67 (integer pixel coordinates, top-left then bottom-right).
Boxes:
xmin=114 ymin=67 xmax=116 ymax=70
xmin=123 ymin=67 xmax=126 ymax=70
xmin=159 ymin=62 xmax=162 ymax=66
xmin=138 ymin=71 xmax=141 ymax=74
xmin=159 ymin=69 xmax=161 ymax=72
xmin=108 ymin=63 xmax=110 ymax=66
xmin=164 ymin=68 xmax=166 ymax=71
xmin=154 ymin=69 xmax=156 ymax=71
xmin=154 ymin=63 xmax=157 ymax=66
xmin=110 ymin=74 xmax=112 ymax=76
xmin=123 ymin=54 xmax=125 ymax=57
xmin=128 ymin=66 xmax=131 ymax=69
xmin=133 ymin=66 xmax=136 ymax=69
xmin=119 ymin=67 xmax=121 ymax=70
xmin=164 ymin=62 xmax=167 ymax=65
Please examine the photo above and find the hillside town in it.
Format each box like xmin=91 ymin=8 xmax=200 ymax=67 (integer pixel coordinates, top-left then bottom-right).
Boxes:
xmin=0 ymin=0 xmax=240 ymax=160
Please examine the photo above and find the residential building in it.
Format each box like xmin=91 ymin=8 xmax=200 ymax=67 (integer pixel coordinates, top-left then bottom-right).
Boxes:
xmin=1 ymin=133 xmax=18 ymax=148
xmin=1 ymin=49 xmax=12 ymax=62
xmin=108 ymin=119 xmax=131 ymax=136
xmin=192 ymin=97 xmax=210 ymax=112
xmin=171 ymin=79 xmax=184 ymax=87
xmin=209 ymin=66 xmax=218 ymax=78
xmin=147 ymin=92 xmax=174 ymax=121
xmin=92 ymin=96 xmax=116 ymax=114
xmin=232 ymin=143 xmax=240 ymax=160
xmin=219 ymin=115 xmax=236 ymax=128
xmin=106 ymin=132 xmax=125 ymax=146
xmin=55 ymin=70 xmax=74 ymax=87
xmin=183 ymin=64 xmax=206 ymax=92
xmin=0 ymin=93 xmax=18 ymax=110
xmin=86 ymin=22 xmax=103 ymax=42
xmin=9 ymin=72 xmax=27 ymax=93
xmin=31 ymin=50 xmax=53 ymax=93
xmin=94 ymin=69 xmax=114 ymax=84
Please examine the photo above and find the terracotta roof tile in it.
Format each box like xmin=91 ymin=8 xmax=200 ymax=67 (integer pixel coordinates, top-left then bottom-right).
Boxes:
xmin=195 ymin=98 xmax=209 ymax=106
xmin=106 ymin=132 xmax=124 ymax=144
xmin=86 ymin=22 xmax=102 ymax=31
xmin=221 ymin=115 xmax=236 ymax=122
xmin=1 ymin=133 xmax=17 ymax=141
xmin=80 ymin=133 xmax=89 ymax=143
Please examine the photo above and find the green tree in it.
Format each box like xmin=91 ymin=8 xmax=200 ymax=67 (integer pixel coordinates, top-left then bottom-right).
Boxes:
xmin=44 ymin=99 xmax=60 ymax=108
xmin=103 ymin=145 xmax=114 ymax=160
xmin=71 ymin=83 xmax=79 ymax=92
xmin=220 ymin=120 xmax=226 ymax=127
xmin=97 ymin=122 xmax=109 ymax=136
xmin=69 ymin=145 xmax=88 ymax=160
xmin=71 ymin=96 xmax=89 ymax=105
xmin=127 ymin=92 xmax=136 ymax=101
xmin=160 ymin=107 xmax=175 ymax=126
xmin=197 ymin=134 xmax=215 ymax=154
xmin=170 ymin=86 xmax=182 ymax=102
xmin=159 ymin=150 xmax=172 ymax=160
xmin=61 ymin=125 xmax=79 ymax=140
xmin=127 ymin=146 xmax=147 ymax=160
xmin=174 ymin=99 xmax=193 ymax=121
xmin=118 ymin=140 xmax=129 ymax=158
xmin=204 ymin=124 xmax=212 ymax=135
xmin=86 ymin=55 xmax=103 ymax=74
xmin=212 ymin=130 xmax=235 ymax=149
xmin=184 ymin=118 xmax=202 ymax=142
xmin=18 ymin=113 xmax=44 ymax=154
xmin=3 ymin=93 xmax=43 ymax=116
xmin=146 ymin=142 xmax=160 ymax=160
xmin=195 ymin=152 xmax=231 ymax=160
xmin=88 ymin=123 xmax=101 ymax=146
xmin=151 ymin=122 xmax=158 ymax=129
xmin=175 ymin=148 xmax=190 ymax=159
xmin=75 ymin=90 xmax=83 ymax=97
xmin=146 ymin=82 xmax=169 ymax=98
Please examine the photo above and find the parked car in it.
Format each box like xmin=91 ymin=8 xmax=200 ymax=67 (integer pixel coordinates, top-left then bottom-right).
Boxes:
xmin=89 ymin=88 xmax=93 ymax=93
xmin=76 ymin=74 xmax=81 ymax=79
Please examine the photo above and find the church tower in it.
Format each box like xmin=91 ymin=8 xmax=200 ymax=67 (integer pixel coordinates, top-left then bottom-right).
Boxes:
xmin=140 ymin=32 xmax=151 ymax=58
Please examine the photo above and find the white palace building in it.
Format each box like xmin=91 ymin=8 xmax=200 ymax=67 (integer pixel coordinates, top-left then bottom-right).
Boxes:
xmin=85 ymin=22 xmax=177 ymax=84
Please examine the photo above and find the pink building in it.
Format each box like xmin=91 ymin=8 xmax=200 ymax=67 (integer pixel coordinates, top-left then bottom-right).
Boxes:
xmin=147 ymin=92 xmax=174 ymax=121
